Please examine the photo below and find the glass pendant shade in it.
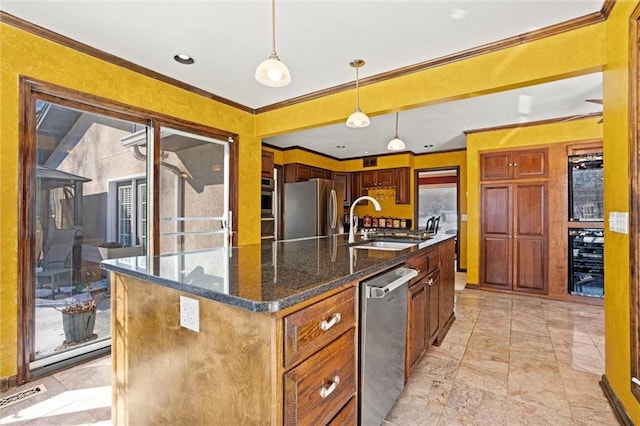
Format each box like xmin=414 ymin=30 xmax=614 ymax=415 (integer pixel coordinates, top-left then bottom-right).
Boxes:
xmin=256 ymin=0 xmax=290 ymax=87
xmin=387 ymin=112 xmax=405 ymax=150
xmin=346 ymin=59 xmax=369 ymax=128
xmin=346 ymin=108 xmax=370 ymax=128
xmin=255 ymin=53 xmax=291 ymax=87
xmin=387 ymin=136 xmax=406 ymax=151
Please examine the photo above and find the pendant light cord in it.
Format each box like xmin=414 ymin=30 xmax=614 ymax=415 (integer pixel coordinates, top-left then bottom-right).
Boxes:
xmin=271 ymin=0 xmax=276 ymax=55
xmin=355 ymin=66 xmax=360 ymax=109
xmin=395 ymin=112 xmax=399 ymax=137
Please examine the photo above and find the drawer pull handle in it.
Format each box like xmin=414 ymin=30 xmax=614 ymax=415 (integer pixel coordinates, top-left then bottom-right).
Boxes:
xmin=320 ymin=376 xmax=340 ymax=399
xmin=320 ymin=313 xmax=341 ymax=331
xmin=428 ymin=278 xmax=434 ymax=286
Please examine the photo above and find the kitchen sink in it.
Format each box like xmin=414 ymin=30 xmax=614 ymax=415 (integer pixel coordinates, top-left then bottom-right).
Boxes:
xmin=353 ymin=241 xmax=417 ymax=251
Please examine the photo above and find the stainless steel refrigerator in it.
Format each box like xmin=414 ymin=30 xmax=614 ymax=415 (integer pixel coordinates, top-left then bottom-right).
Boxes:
xmin=283 ymin=178 xmax=344 ymax=240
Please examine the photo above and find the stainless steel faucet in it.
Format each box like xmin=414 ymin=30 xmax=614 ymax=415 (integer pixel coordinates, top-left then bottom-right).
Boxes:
xmin=349 ymin=196 xmax=382 ymax=244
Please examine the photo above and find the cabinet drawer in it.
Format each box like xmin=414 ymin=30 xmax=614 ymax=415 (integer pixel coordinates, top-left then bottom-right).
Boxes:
xmin=328 ymin=396 xmax=357 ymax=426
xmin=284 ymin=287 xmax=356 ymax=368
xmin=284 ymin=329 xmax=356 ymax=426
xmin=426 ymin=249 xmax=440 ymax=273
xmin=406 ymin=252 xmax=428 ymax=280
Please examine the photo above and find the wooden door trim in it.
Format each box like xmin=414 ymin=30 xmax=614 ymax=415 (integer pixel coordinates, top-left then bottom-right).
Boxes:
xmin=17 ymin=77 xmax=239 ymax=383
xmin=629 ymin=2 xmax=640 ymax=403
xmin=413 ymin=166 xmax=461 ymax=271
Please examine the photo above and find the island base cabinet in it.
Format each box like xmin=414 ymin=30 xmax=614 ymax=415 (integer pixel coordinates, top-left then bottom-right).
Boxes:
xmin=327 ymin=396 xmax=357 ymax=425
xmin=111 ymin=274 xmax=281 ymax=425
xmin=284 ymin=329 xmax=356 ymax=426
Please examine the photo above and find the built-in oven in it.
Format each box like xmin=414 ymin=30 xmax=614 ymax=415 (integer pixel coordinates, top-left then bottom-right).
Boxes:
xmin=261 ymin=178 xmax=274 ymax=216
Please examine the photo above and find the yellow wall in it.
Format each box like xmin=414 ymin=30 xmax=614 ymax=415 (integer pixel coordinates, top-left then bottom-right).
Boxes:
xmin=465 ymin=117 xmax=603 ymax=285
xmin=603 ymin=1 xmax=640 ymax=422
xmin=0 ymin=23 xmax=260 ymax=379
xmin=254 ymin=22 xmax=605 ymax=137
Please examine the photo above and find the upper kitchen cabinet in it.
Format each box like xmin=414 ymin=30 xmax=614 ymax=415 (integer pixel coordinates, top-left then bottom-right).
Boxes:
xmin=358 ymin=167 xmax=410 ymax=204
xmin=394 ymin=168 xmax=410 ymax=204
xmin=284 ymin=163 xmax=332 ymax=183
xmin=261 ymin=150 xmax=274 ymax=179
xmin=333 ymin=172 xmax=352 ymax=207
xmin=361 ymin=169 xmax=395 ymax=188
xmin=480 ymin=148 xmax=548 ymax=181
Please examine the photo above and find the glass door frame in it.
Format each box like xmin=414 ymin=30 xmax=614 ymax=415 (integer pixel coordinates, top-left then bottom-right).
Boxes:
xmin=17 ymin=77 xmax=238 ymax=384
xmin=413 ymin=166 xmax=461 ymax=271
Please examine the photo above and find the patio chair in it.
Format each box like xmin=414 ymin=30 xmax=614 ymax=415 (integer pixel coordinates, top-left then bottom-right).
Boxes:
xmin=36 ymin=228 xmax=77 ymax=295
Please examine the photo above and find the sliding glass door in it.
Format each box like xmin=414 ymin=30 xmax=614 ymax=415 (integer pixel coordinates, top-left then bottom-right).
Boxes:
xmin=31 ymin=100 xmax=150 ymax=368
xmin=157 ymin=127 xmax=230 ymax=254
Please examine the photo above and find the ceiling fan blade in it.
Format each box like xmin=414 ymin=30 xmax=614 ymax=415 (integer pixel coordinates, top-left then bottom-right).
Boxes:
xmin=586 ymin=99 xmax=603 ymax=104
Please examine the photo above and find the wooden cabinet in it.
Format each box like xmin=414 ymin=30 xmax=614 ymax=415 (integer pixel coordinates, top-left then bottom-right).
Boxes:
xmin=404 ymin=243 xmax=454 ymax=379
xmin=393 ymin=167 xmax=411 ymax=204
xmin=358 ymin=167 xmax=410 ymax=204
xmin=361 ymin=169 xmax=394 ymax=188
xmin=351 ymin=173 xmax=363 ymax=201
xmin=480 ymin=182 xmax=547 ymax=294
xmin=284 ymin=329 xmax=356 ymax=425
xmin=285 ymin=165 xmax=409 ymax=205
xmin=407 ymin=279 xmax=427 ymax=371
xmin=332 ymin=172 xmax=352 ymax=207
xmin=480 ymin=148 xmax=547 ymax=181
xmin=435 ymin=238 xmax=456 ymax=345
xmin=283 ymin=287 xmax=358 ymax=425
xmin=284 ymin=163 xmax=332 ymax=183
xmin=327 ymin=396 xmax=357 ymax=426
xmin=262 ymin=150 xmax=274 ymax=178
xmin=284 ymin=287 xmax=356 ymax=368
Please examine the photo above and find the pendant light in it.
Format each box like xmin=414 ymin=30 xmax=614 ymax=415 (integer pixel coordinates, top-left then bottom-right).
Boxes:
xmin=387 ymin=112 xmax=406 ymax=151
xmin=346 ymin=59 xmax=370 ymax=128
xmin=255 ymin=0 xmax=291 ymax=87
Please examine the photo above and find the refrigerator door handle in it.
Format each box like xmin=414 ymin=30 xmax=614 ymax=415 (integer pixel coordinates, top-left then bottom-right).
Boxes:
xmin=330 ymin=189 xmax=337 ymax=229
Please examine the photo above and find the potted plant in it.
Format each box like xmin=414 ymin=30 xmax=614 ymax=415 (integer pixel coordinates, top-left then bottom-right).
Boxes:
xmin=56 ymin=294 xmax=101 ymax=343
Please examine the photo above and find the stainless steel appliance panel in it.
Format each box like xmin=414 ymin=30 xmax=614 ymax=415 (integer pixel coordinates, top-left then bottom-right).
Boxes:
xmin=283 ymin=179 xmax=343 ymax=240
xmin=261 ymin=177 xmax=275 ymax=216
xmin=360 ymin=266 xmax=417 ymax=426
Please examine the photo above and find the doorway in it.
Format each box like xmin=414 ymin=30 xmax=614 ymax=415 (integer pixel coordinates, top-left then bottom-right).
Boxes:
xmin=415 ymin=167 xmax=461 ymax=269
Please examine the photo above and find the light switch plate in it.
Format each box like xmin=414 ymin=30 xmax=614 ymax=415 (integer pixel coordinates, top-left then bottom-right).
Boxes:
xmin=180 ymin=296 xmax=200 ymax=332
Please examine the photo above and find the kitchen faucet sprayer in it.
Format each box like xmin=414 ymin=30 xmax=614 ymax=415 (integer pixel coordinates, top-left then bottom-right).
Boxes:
xmin=349 ymin=196 xmax=382 ymax=244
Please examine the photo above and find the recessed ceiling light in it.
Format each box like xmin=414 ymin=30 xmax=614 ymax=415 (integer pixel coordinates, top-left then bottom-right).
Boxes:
xmin=363 ymin=151 xmax=369 ymax=154
xmin=174 ymin=54 xmax=195 ymax=65
xmin=336 ymin=145 xmax=346 ymax=149
xmin=449 ymin=8 xmax=467 ymax=19
xmin=424 ymin=144 xmax=434 ymax=148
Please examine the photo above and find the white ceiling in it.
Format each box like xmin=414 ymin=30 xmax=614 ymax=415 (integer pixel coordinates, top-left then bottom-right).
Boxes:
xmin=1 ymin=0 xmax=604 ymax=158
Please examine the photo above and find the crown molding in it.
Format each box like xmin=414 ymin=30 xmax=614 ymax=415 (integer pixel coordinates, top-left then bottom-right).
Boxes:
xmin=2 ymin=5 xmax=612 ymax=118
xmin=255 ymin=11 xmax=608 ymax=114
xmin=464 ymin=112 xmax=603 ymax=135
xmin=0 ymin=11 xmax=255 ymax=114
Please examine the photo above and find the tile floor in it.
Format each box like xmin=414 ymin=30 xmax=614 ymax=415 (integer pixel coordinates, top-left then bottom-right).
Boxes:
xmin=1 ymin=285 xmax=617 ymax=425
xmin=386 ymin=288 xmax=616 ymax=425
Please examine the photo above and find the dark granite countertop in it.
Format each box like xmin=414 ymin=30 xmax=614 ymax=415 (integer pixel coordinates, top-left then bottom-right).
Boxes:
xmin=101 ymin=233 xmax=455 ymax=313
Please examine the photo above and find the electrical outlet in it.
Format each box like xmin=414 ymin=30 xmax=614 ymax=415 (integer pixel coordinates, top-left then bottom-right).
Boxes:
xmin=609 ymin=212 xmax=629 ymax=234
xmin=180 ymin=296 xmax=199 ymax=332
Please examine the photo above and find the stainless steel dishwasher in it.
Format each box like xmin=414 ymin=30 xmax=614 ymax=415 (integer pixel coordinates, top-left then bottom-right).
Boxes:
xmin=360 ymin=266 xmax=418 ymax=426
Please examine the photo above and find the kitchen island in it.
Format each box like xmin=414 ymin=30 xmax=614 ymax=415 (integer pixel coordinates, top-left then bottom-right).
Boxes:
xmin=103 ymin=233 xmax=456 ymax=425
